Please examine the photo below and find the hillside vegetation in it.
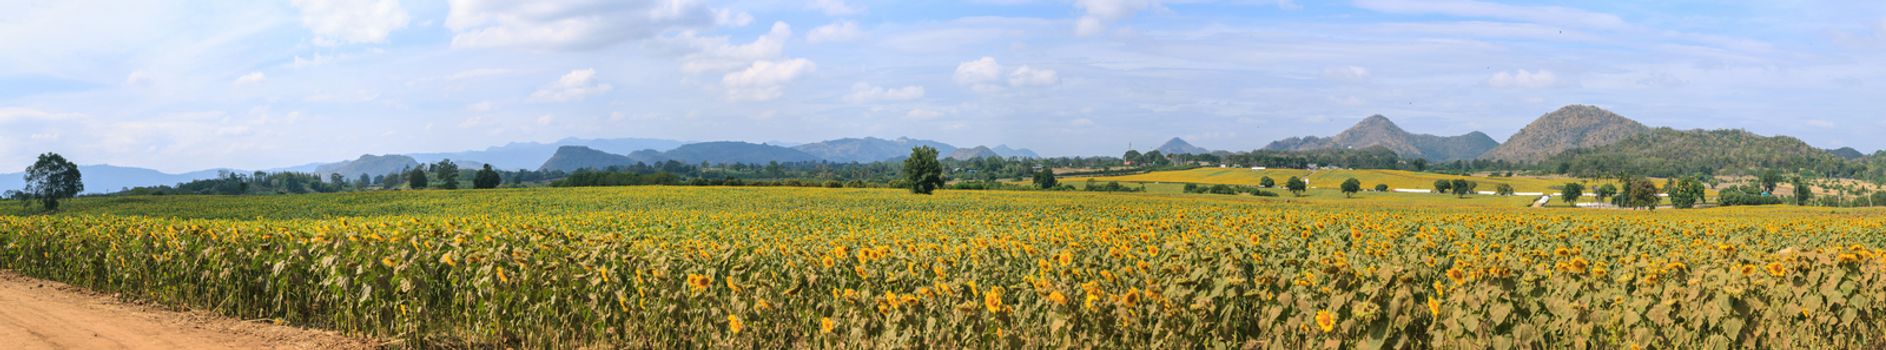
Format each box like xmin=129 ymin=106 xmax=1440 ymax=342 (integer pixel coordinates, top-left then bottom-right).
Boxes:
xmin=1546 ymin=128 xmax=1848 ymax=178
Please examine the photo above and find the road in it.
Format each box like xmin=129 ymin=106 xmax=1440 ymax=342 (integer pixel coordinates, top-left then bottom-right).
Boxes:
xmin=0 ymin=270 xmax=372 ymax=350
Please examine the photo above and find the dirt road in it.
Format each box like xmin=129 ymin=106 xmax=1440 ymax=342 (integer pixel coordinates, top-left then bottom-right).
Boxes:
xmin=0 ymin=270 xmax=374 ymax=350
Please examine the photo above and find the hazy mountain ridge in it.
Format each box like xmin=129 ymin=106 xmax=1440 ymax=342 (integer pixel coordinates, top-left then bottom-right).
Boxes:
xmin=410 ymin=137 xmax=686 ymax=170
xmin=314 ymin=154 xmax=422 ymax=178
xmin=946 ymin=146 xmax=1003 ymax=160
xmin=791 ymin=137 xmax=958 ymax=163
xmin=1481 ymin=105 xmax=1649 ymax=163
xmin=1155 ymin=138 xmax=1212 ymax=155
xmin=1264 ymin=115 xmax=1498 ymax=162
xmin=0 ymin=165 xmax=231 ymax=194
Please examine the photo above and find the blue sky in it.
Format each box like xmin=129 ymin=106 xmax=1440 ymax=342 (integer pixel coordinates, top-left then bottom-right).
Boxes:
xmin=2 ymin=0 xmax=1884 ymax=172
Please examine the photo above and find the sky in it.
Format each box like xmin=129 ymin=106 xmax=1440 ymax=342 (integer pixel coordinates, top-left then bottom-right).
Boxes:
xmin=3 ymin=0 xmax=1886 ymax=173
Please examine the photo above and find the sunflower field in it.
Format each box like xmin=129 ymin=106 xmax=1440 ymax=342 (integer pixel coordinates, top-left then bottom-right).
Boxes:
xmin=2 ymin=186 xmax=1885 ymax=348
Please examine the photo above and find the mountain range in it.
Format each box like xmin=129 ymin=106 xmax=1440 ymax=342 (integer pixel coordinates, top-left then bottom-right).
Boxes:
xmin=1481 ymin=105 xmax=1650 ymax=163
xmin=0 ymin=165 xmax=232 ymax=194
xmin=1264 ymin=115 xmax=1499 ymax=162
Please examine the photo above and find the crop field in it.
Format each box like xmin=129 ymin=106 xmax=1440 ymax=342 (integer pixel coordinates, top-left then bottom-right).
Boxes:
xmin=1083 ymin=168 xmax=1611 ymax=194
xmin=3 ymin=186 xmax=1886 ymax=348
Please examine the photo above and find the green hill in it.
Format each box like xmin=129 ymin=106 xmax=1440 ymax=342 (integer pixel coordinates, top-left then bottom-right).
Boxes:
xmin=1546 ymin=128 xmax=1846 ymax=178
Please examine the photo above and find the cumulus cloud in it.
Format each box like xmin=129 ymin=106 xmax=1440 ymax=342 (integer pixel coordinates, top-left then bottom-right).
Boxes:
xmin=291 ymin=0 xmax=410 ymax=46
xmin=955 ymin=57 xmax=1059 ymax=91
xmin=722 ymin=58 xmax=817 ymax=101
xmin=1074 ymin=0 xmax=1160 ymax=36
xmin=673 ymin=22 xmax=792 ymax=73
xmin=530 ymin=69 xmax=614 ymax=102
xmin=905 ymin=108 xmax=943 ymax=120
xmin=1488 ymin=69 xmax=1557 ymax=88
xmin=233 ymin=72 xmax=266 ymax=85
xmin=809 ymin=0 xmax=865 ymax=16
xmin=845 ymin=82 xmax=925 ymax=103
xmin=712 ymin=8 xmax=753 ymax=27
xmin=124 ymin=71 xmax=152 ymax=87
xmin=807 ymin=21 xmax=864 ymax=44
xmin=446 ymin=0 xmax=715 ymax=50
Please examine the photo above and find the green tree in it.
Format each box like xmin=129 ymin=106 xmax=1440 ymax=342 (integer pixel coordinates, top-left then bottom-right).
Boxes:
xmin=407 ymin=167 xmax=428 ymax=189
xmin=22 ymin=153 xmax=83 ymax=211
xmin=1595 ymin=184 xmax=1618 ymax=204
xmin=1670 ymin=177 xmax=1706 ymax=209
xmin=903 ymin=146 xmax=944 ymax=194
xmin=1032 ymin=168 xmax=1058 ymax=189
xmin=1617 ymin=177 xmax=1661 ymax=210
xmin=1123 ymin=150 xmax=1142 ymax=165
xmin=1285 ymin=176 xmax=1307 ymax=197
xmin=1561 ymin=182 xmax=1584 ymax=207
xmin=1792 ymin=177 xmax=1813 ymax=206
xmin=1259 ymin=176 xmax=1275 ymax=188
xmin=1433 ymin=179 xmax=1452 ymax=194
xmin=1495 ymin=183 xmax=1515 ymax=196
xmin=1760 ymin=169 xmax=1782 ymax=194
xmin=1340 ymin=178 xmax=1361 ymax=198
xmin=1374 ymin=184 xmax=1389 ymax=192
xmin=1450 ymin=179 xmax=1476 ymax=198
xmin=432 ymin=160 xmax=461 ymax=190
xmin=473 ymin=164 xmax=502 ymax=189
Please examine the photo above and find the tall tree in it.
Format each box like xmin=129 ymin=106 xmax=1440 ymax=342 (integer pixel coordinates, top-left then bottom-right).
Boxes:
xmin=903 ymin=146 xmax=944 ymax=194
xmin=1032 ymin=168 xmax=1058 ymax=189
xmin=1285 ymin=176 xmax=1307 ymax=197
xmin=407 ymin=167 xmax=429 ymax=189
xmin=1760 ymin=169 xmax=1783 ymax=194
xmin=1595 ymin=184 xmax=1618 ymax=204
xmin=433 ymin=159 xmax=461 ymax=190
xmin=22 ymin=153 xmax=83 ymax=211
xmin=1792 ymin=177 xmax=1813 ymax=206
xmin=1123 ymin=150 xmax=1142 ymax=165
xmin=1561 ymin=182 xmax=1584 ymax=207
xmin=1450 ymin=179 xmax=1476 ymax=198
xmin=1259 ymin=176 xmax=1275 ymax=188
xmin=473 ymin=164 xmax=503 ymax=189
xmin=1340 ymin=178 xmax=1361 ymax=198
xmin=1433 ymin=179 xmax=1452 ymax=195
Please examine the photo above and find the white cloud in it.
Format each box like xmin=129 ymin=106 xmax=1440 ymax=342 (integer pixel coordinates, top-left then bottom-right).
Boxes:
xmin=1488 ymin=69 xmax=1557 ymax=88
xmin=809 ymin=0 xmax=865 ymax=16
xmin=674 ymin=21 xmax=792 ymax=73
xmin=722 ymin=58 xmax=817 ymax=101
xmin=536 ymin=114 xmax=556 ymax=125
xmin=1276 ymin=0 xmax=1302 ymax=10
xmin=1352 ymin=0 xmax=1627 ymax=30
xmin=956 ymin=57 xmax=1059 ymax=90
xmin=1074 ymin=0 xmax=1159 ymax=36
xmin=445 ymin=0 xmax=715 ymax=50
xmin=233 ymin=72 xmax=266 ymax=85
xmin=845 ymin=82 xmax=925 ymax=103
xmin=1071 ymin=118 xmax=1095 ymax=126
xmin=905 ymin=108 xmax=943 ymax=120
xmin=124 ymin=71 xmax=151 ymax=86
xmin=467 ymin=101 xmax=494 ymax=112
xmin=1323 ymin=66 xmax=1370 ymax=80
xmin=713 ymin=8 xmax=753 ymax=27
xmin=291 ymin=0 xmax=411 ymax=45
xmin=1008 ymin=65 xmax=1060 ymax=86
xmin=530 ymin=69 xmax=613 ymax=102
xmin=954 ymin=57 xmax=1004 ymax=86
xmin=807 ymin=21 xmax=864 ymax=44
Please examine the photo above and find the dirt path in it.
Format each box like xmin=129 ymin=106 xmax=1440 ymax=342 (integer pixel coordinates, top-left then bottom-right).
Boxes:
xmin=0 ymin=270 xmax=375 ymax=350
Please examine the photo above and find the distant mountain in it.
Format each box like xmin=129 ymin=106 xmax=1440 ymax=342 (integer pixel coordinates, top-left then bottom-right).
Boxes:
xmin=410 ymin=137 xmax=685 ymax=170
xmin=1829 ymin=147 xmax=1865 ymax=160
xmin=947 ymin=146 xmax=1002 ymax=160
xmin=538 ymin=146 xmax=668 ymax=172
xmin=1155 ymin=138 xmax=1212 ymax=155
xmin=0 ymin=165 xmax=230 ymax=194
xmin=792 ymin=137 xmax=958 ymax=163
xmin=1547 ymin=128 xmax=1846 ymax=178
xmin=1481 ymin=105 xmax=1649 ymax=163
xmin=1264 ymin=115 xmax=1497 ymax=162
xmin=989 ymin=145 xmax=1039 ymax=159
xmin=662 ymin=141 xmax=822 ymax=165
xmin=314 ymin=154 xmax=420 ymax=178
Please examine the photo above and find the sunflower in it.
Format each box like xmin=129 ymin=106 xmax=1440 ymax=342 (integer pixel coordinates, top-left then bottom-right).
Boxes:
xmin=1764 ymin=262 xmax=1787 ymax=277
xmin=984 ymin=286 xmax=1005 ymax=314
xmin=1315 ymin=310 xmax=1336 ymax=333
xmin=727 ymin=314 xmax=744 ymax=335
xmin=820 ymin=317 xmax=835 ymax=334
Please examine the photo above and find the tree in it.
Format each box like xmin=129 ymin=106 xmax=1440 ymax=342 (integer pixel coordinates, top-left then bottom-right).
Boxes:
xmin=1374 ymin=184 xmax=1389 ymax=192
xmin=432 ymin=159 xmax=461 ymax=190
xmin=1260 ymin=176 xmax=1276 ymax=188
xmin=1340 ymin=178 xmax=1361 ymax=198
xmin=1142 ymin=150 xmax=1166 ymax=166
xmin=330 ymin=173 xmax=346 ymax=189
xmin=1123 ymin=150 xmax=1142 ymax=165
xmin=473 ymin=164 xmax=503 ymax=189
xmin=1792 ymin=177 xmax=1813 ymax=206
xmin=1616 ymin=177 xmax=1661 ymax=210
xmin=1670 ymin=177 xmax=1706 ymax=209
xmin=1759 ymin=169 xmax=1783 ymax=194
xmin=1561 ymin=182 xmax=1584 ymax=207
xmin=1032 ymin=168 xmax=1058 ymax=189
xmin=1433 ymin=179 xmax=1452 ymax=195
xmin=407 ymin=167 xmax=429 ymax=189
xmin=358 ymin=173 xmax=372 ymax=190
xmin=1495 ymin=183 xmax=1515 ymax=196
xmin=1595 ymin=184 xmax=1618 ymax=204
xmin=22 ymin=153 xmax=83 ymax=211
xmin=903 ymin=146 xmax=944 ymax=194
xmin=1450 ymin=179 xmax=1476 ymax=198
xmin=1285 ymin=176 xmax=1307 ymax=197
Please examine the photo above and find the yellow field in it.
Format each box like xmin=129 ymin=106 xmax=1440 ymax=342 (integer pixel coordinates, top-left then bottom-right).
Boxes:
xmin=3 ymin=186 xmax=1884 ymax=348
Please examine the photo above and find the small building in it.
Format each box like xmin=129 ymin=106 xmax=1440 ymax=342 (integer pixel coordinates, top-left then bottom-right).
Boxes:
xmin=1251 ymin=166 xmax=1267 ymax=170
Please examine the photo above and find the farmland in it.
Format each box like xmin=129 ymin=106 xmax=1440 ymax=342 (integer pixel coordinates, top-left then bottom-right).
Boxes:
xmin=1081 ymin=168 xmax=1601 ymax=194
xmin=3 ymin=186 xmax=1886 ymax=348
